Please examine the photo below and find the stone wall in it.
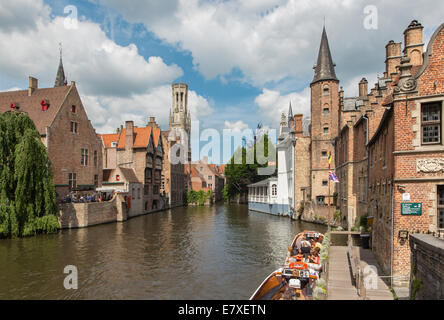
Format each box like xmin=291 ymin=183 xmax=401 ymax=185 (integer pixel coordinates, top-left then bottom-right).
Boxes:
xmin=58 ymin=194 xmax=127 ymax=228
xmin=409 ymin=234 xmax=444 ymax=300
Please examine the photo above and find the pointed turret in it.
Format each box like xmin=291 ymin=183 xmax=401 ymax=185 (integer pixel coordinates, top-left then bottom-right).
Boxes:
xmin=312 ymin=26 xmax=338 ymax=84
xmin=54 ymin=44 xmax=67 ymax=87
xmin=288 ymin=101 xmax=293 ymax=119
xmin=287 ymin=101 xmax=294 ymax=128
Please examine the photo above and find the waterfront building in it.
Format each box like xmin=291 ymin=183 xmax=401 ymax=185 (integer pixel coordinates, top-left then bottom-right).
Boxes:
xmin=160 ymin=130 xmax=185 ymax=208
xmin=186 ymin=157 xmax=225 ymax=201
xmin=0 ymin=56 xmax=103 ymax=200
xmin=100 ymin=117 xmax=166 ymax=213
xmin=101 ymin=167 xmax=143 ymax=217
xmin=333 ymin=20 xmax=444 ymax=287
xmin=248 ymin=108 xmax=296 ymax=216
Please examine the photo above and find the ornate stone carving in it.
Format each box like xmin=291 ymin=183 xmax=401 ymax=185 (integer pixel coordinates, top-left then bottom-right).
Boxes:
xmin=416 ymin=158 xmax=444 ymax=173
xmin=394 ymin=56 xmax=417 ymax=95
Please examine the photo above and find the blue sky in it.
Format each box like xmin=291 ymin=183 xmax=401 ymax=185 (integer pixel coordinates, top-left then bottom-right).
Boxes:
xmin=0 ymin=0 xmax=443 ymax=163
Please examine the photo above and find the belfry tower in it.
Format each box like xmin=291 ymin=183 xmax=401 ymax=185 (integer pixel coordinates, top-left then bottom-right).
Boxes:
xmin=169 ymin=83 xmax=192 ymax=162
xmin=310 ymin=26 xmax=340 ymax=205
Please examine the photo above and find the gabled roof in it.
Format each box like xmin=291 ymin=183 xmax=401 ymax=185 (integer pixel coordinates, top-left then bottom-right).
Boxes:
xmin=100 ymin=133 xmax=119 ymax=148
xmin=312 ymin=26 xmax=338 ymax=84
xmin=102 ymin=167 xmax=139 ymax=183
xmin=119 ymin=167 xmax=139 ymax=183
xmin=117 ymin=126 xmax=152 ymax=149
xmin=152 ymin=127 xmax=161 ymax=148
xmin=0 ymin=85 xmax=71 ymax=135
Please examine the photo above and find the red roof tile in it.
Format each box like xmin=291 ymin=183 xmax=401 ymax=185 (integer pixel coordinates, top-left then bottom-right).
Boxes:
xmin=117 ymin=126 xmax=152 ymax=149
xmin=100 ymin=133 xmax=119 ymax=148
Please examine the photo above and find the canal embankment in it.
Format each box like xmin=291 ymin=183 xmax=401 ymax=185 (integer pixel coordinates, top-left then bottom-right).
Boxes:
xmin=325 ymin=233 xmax=393 ymax=300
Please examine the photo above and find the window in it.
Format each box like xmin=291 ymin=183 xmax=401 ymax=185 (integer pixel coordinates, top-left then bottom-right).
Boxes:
xmin=321 ymin=151 xmax=328 ymax=158
xmin=68 ymin=173 xmax=77 ymax=190
xmin=324 ymin=127 xmax=329 ymax=134
xmin=322 ymin=180 xmax=328 ymax=187
xmin=70 ymin=121 xmax=78 ymax=133
xmin=72 ymin=105 xmax=76 ymax=113
xmin=81 ymin=149 xmax=88 ymax=166
xmin=132 ymin=188 xmax=135 ymax=199
xmin=422 ymin=102 xmax=441 ymax=144
xmin=94 ymin=174 xmax=98 ymax=187
xmin=202 ymin=181 xmax=207 ymax=188
xmin=116 ymin=174 xmax=120 ymax=181
xmin=208 ymin=176 xmax=212 ymax=180
xmin=272 ymin=184 xmax=277 ymax=196
xmin=323 ymin=107 xmax=329 ymax=114
xmin=94 ymin=151 xmax=97 ymax=167
xmin=323 ymin=85 xmax=329 ymax=95
xmin=316 ymin=196 xmax=325 ymax=205
xmin=438 ymin=186 xmax=444 ymax=229
xmin=153 ymin=185 xmax=159 ymax=194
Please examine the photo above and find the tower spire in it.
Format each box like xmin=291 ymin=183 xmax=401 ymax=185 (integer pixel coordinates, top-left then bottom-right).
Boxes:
xmin=312 ymin=26 xmax=338 ymax=84
xmin=54 ymin=42 xmax=67 ymax=87
xmin=288 ymin=101 xmax=293 ymax=119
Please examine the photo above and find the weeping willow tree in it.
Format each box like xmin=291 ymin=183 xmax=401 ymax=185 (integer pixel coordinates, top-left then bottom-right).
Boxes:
xmin=0 ymin=112 xmax=59 ymax=238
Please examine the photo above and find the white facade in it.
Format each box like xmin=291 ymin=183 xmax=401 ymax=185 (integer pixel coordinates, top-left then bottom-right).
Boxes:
xmin=248 ymin=118 xmax=295 ymax=217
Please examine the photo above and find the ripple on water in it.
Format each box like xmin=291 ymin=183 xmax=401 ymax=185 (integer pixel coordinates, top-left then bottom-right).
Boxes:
xmin=0 ymin=204 xmax=326 ymax=299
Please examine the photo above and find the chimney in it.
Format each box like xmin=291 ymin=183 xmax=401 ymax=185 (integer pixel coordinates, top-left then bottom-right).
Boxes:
xmin=28 ymin=76 xmax=38 ymax=96
xmin=147 ymin=116 xmax=158 ymax=128
xmin=125 ymin=120 xmax=134 ymax=149
xmin=359 ymin=78 xmax=368 ymax=97
xmin=294 ymin=114 xmax=303 ymax=137
xmin=403 ymin=20 xmax=424 ymax=66
xmin=385 ymin=40 xmax=402 ymax=77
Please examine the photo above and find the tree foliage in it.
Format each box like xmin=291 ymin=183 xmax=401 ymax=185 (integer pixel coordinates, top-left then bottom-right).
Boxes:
xmin=224 ymin=134 xmax=276 ymax=200
xmin=186 ymin=190 xmax=212 ymax=206
xmin=0 ymin=112 xmax=59 ymax=238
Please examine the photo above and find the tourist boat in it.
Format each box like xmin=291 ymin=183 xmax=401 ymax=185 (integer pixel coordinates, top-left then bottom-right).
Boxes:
xmin=250 ymin=231 xmax=324 ymax=300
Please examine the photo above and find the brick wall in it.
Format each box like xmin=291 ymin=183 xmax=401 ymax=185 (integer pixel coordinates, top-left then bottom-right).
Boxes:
xmin=409 ymin=234 xmax=444 ymax=299
xmin=58 ymin=194 xmax=127 ymax=228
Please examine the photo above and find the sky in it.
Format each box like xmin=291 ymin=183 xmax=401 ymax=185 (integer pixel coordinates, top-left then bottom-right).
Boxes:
xmin=0 ymin=0 xmax=443 ymax=163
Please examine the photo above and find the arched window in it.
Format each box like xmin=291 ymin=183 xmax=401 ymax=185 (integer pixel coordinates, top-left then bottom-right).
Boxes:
xmin=272 ymin=184 xmax=277 ymax=196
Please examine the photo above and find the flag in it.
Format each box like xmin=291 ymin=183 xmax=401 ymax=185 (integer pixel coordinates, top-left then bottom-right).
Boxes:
xmin=329 ymin=170 xmax=339 ymax=183
xmin=328 ymin=152 xmax=332 ymax=165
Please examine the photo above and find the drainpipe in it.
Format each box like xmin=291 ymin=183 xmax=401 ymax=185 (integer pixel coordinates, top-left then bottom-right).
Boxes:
xmin=363 ymin=115 xmax=369 ymax=201
xmin=391 ymin=183 xmax=394 ymax=288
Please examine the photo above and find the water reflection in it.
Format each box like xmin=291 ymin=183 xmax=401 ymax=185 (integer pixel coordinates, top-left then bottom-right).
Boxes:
xmin=0 ymin=204 xmax=326 ymax=299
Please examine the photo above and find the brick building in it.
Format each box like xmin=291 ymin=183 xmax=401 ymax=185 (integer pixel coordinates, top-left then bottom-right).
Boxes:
xmin=0 ymin=56 xmax=102 ymax=199
xmin=100 ymin=117 xmax=165 ymax=213
xmin=332 ymin=20 xmax=444 ymax=287
xmin=186 ymin=158 xmax=225 ymax=201
xmin=161 ymin=130 xmax=185 ymax=208
xmin=367 ymin=20 xmax=444 ymax=286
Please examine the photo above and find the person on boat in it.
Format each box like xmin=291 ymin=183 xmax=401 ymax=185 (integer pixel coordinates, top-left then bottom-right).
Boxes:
xmin=301 ymin=238 xmax=311 ymax=257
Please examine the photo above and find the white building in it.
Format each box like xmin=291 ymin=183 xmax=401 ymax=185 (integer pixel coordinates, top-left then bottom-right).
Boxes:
xmin=248 ymin=107 xmax=296 ymax=217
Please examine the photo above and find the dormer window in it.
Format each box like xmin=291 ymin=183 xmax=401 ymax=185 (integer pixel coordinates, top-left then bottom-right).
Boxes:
xmin=111 ymin=141 xmax=117 ymax=147
xmin=72 ymin=105 xmax=76 ymax=113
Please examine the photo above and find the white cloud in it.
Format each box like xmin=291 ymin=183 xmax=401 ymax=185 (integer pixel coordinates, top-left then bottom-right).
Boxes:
xmin=224 ymin=120 xmax=249 ymax=133
xmin=0 ymin=1 xmax=212 ymax=133
xmin=93 ymin=0 xmax=444 ymax=88
xmin=0 ymin=0 xmax=50 ymax=32
xmin=82 ymin=85 xmax=213 ymax=133
xmin=254 ymin=87 xmax=310 ymax=127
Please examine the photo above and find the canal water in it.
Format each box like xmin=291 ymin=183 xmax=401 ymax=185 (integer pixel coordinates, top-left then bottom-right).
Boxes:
xmin=0 ymin=204 xmax=326 ymax=299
